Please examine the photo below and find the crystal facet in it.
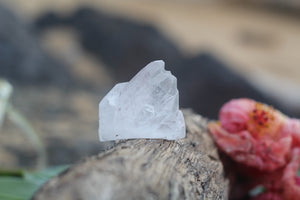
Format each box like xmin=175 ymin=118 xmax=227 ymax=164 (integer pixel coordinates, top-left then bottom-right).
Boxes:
xmin=99 ymin=60 xmax=186 ymax=141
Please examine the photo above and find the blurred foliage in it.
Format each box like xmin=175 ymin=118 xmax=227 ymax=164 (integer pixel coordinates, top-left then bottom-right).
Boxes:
xmin=249 ymin=185 xmax=265 ymax=197
xmin=0 ymin=79 xmax=47 ymax=169
xmin=0 ymin=165 xmax=69 ymax=200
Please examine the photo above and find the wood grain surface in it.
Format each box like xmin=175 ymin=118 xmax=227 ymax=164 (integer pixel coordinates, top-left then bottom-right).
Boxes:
xmin=32 ymin=110 xmax=229 ymax=200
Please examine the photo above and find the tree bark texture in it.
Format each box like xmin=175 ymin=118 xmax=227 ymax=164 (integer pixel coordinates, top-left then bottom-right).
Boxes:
xmin=32 ymin=110 xmax=229 ymax=200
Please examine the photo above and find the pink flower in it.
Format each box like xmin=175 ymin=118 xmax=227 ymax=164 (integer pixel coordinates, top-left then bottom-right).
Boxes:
xmin=282 ymin=119 xmax=300 ymax=147
xmin=208 ymin=98 xmax=292 ymax=171
xmin=282 ymin=148 xmax=300 ymax=200
xmin=208 ymin=98 xmax=300 ymax=199
xmin=219 ymin=98 xmax=255 ymax=133
xmin=252 ymin=192 xmax=282 ymax=200
xmin=252 ymin=148 xmax=300 ymax=200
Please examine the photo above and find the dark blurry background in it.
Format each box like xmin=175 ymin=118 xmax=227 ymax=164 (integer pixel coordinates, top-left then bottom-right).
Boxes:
xmin=0 ymin=0 xmax=299 ymax=170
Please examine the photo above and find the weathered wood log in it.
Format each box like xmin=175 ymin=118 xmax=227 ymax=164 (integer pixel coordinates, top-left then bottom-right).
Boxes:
xmin=32 ymin=110 xmax=229 ymax=200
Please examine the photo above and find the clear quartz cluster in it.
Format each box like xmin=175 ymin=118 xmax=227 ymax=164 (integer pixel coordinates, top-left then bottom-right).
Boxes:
xmin=99 ymin=60 xmax=186 ymax=141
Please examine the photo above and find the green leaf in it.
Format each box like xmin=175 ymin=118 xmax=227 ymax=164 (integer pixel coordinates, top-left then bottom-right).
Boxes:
xmin=23 ymin=165 xmax=69 ymax=185
xmin=0 ymin=165 xmax=69 ymax=200
xmin=249 ymin=185 xmax=265 ymax=197
xmin=0 ymin=177 xmax=37 ymax=200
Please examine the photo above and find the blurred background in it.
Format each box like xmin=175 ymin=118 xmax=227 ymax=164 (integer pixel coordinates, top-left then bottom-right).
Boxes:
xmin=0 ymin=0 xmax=300 ymax=170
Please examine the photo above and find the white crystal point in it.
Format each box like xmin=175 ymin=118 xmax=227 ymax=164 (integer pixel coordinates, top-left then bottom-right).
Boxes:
xmin=99 ymin=60 xmax=186 ymax=141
